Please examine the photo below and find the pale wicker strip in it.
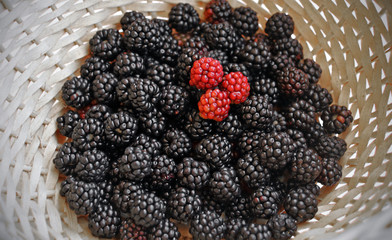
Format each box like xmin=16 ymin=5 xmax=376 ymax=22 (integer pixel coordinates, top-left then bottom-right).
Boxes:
xmin=0 ymin=0 xmax=391 ymax=239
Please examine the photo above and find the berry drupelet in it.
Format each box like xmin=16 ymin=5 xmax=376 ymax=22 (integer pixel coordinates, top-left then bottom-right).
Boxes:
xmin=265 ymin=12 xmax=294 ymax=40
xmin=168 ymin=3 xmax=200 ymax=33
xmin=62 ymin=76 xmax=92 ymax=109
xmin=224 ymin=195 xmax=253 ymax=220
xmin=111 ymin=181 xmax=144 ymax=214
xmin=250 ymin=73 xmax=279 ymax=104
xmin=239 ymin=38 xmax=271 ymax=71
xmin=56 ymin=110 xmax=81 ymax=138
xmin=225 ymin=218 xmax=248 ymax=240
xmin=198 ymin=88 xmax=231 ymax=121
xmin=229 ymin=7 xmax=259 ymax=37
xmin=89 ymin=28 xmax=123 ymax=61
xmin=297 ymin=58 xmax=322 ymax=84
xmin=237 ymin=129 xmax=265 ymax=154
xmin=131 ymin=133 xmax=162 ymax=159
xmin=195 ymin=133 xmax=232 ymax=169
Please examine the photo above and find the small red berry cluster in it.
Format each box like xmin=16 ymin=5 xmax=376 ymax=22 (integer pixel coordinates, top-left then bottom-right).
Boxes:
xmin=189 ymin=57 xmax=250 ymax=121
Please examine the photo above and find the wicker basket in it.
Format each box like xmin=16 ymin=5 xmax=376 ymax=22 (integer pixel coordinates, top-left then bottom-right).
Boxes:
xmin=0 ymin=0 xmax=391 ymax=239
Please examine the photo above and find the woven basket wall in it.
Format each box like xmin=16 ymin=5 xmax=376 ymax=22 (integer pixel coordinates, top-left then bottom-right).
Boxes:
xmin=0 ymin=0 xmax=391 ymax=239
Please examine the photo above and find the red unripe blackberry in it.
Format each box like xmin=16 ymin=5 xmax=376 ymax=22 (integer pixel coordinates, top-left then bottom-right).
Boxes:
xmin=198 ymin=88 xmax=231 ymax=121
xmin=190 ymin=57 xmax=224 ymax=90
xmin=220 ymin=72 xmax=250 ymax=104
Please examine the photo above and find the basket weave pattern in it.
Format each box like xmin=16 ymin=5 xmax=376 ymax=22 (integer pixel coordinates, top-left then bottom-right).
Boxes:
xmin=0 ymin=0 xmax=391 ymax=239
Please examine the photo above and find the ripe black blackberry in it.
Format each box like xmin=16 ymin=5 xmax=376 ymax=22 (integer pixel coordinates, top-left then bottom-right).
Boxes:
xmin=285 ymin=99 xmax=316 ymax=132
xmin=113 ymin=51 xmax=145 ymax=78
xmin=286 ymin=128 xmax=307 ymax=149
xmin=74 ymin=148 xmax=109 ymax=182
xmin=119 ymin=219 xmax=147 ymax=240
xmin=269 ymin=111 xmax=288 ymax=133
xmin=80 ymin=56 xmax=111 ymax=82
xmin=149 ymin=154 xmax=177 ymax=191
xmin=167 ymin=186 xmax=202 ymax=223
xmin=177 ymin=157 xmax=210 ymax=190
xmin=199 ymin=188 xmax=226 ymax=215
xmin=225 ymin=195 xmax=253 ymax=220
xmin=267 ymin=213 xmax=297 ymax=240
xmin=184 ymin=108 xmax=215 ymax=141
xmin=65 ymin=180 xmax=99 ymax=215
xmin=223 ymin=63 xmax=251 ymax=81
xmin=72 ymin=118 xmax=104 ymax=151
xmin=88 ymin=203 xmax=121 ymax=238
xmin=124 ymin=18 xmax=162 ymax=54
xmin=97 ymin=180 xmax=114 ymax=204
xmin=120 ymin=11 xmax=146 ymax=31
xmin=314 ymin=135 xmax=347 ymax=159
xmin=56 ymin=110 xmax=80 ymax=138
xmin=154 ymin=36 xmax=182 ymax=66
xmin=237 ymin=223 xmax=272 ymax=240
xmin=89 ymin=28 xmax=123 ymax=61
xmin=60 ymin=176 xmax=76 ymax=197
xmin=183 ymin=35 xmax=209 ymax=49
xmin=240 ymin=94 xmax=274 ymax=130
xmin=195 ymin=133 xmax=232 ymax=169
xmin=131 ymin=134 xmax=162 ymax=158
xmin=317 ymin=157 xmax=343 ymax=186
xmin=284 ymin=186 xmax=318 ymax=222
xmin=250 ymin=74 xmax=279 ymax=104
xmin=237 ymin=129 xmax=265 ymax=154
xmin=269 ymin=178 xmax=287 ymax=204
xmin=159 ymin=84 xmax=190 ymax=117
xmin=62 ymin=76 xmax=91 ymax=109
xmin=176 ymin=47 xmax=208 ymax=82
xmin=53 ymin=142 xmax=79 ymax=175
xmin=238 ymin=37 xmax=271 ymax=71
xmin=85 ymin=104 xmax=112 ymax=123
xmin=152 ymin=18 xmax=172 ymax=37
xmin=207 ymin=49 xmax=230 ymax=66
xmin=321 ymin=105 xmax=353 ymax=134
xmin=126 ymin=77 xmax=161 ymax=113
xmin=258 ymin=131 xmax=296 ymax=170
xmin=204 ymin=21 xmax=239 ymax=52
xmin=138 ymin=107 xmax=167 ymax=138
xmin=287 ymin=181 xmax=321 ymax=197
xmin=146 ymin=63 xmax=175 ymax=88
xmin=269 ymin=54 xmax=295 ymax=74
xmin=265 ymin=12 xmax=294 ymax=40
xmin=147 ymin=218 xmax=181 ymax=240
xmin=209 ymin=167 xmax=241 ymax=203
xmin=273 ymin=37 xmax=303 ymax=62
xmin=216 ymin=113 xmax=243 ymax=141
xmin=92 ymin=73 xmax=118 ymax=105
xmin=129 ymin=191 xmax=166 ymax=228
xmin=229 ymin=7 xmax=258 ymax=37
xmin=168 ymin=3 xmax=200 ymax=33
xmin=302 ymin=83 xmax=333 ymax=112
xmin=237 ymin=152 xmax=272 ymax=189
xmin=249 ymin=186 xmax=280 ymax=218
xmin=297 ymin=58 xmax=322 ymax=84
xmin=104 ymin=111 xmax=138 ymax=146
xmin=162 ymin=128 xmax=192 ymax=159
xmin=112 ymin=181 xmax=144 ymax=214
xmin=304 ymin=122 xmax=327 ymax=147
xmin=204 ymin=0 xmax=232 ymax=23
xmin=118 ymin=146 xmax=152 ymax=181
xmin=289 ymin=147 xmax=322 ymax=184
xmin=277 ymin=66 xmax=310 ymax=98
xmin=190 ymin=209 xmax=226 ymax=240
xmin=225 ymin=218 xmax=248 ymax=240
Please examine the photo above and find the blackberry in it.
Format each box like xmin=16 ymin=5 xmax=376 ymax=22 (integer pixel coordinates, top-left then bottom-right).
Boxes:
xmin=119 ymin=146 xmax=152 ymax=181
xmin=225 ymin=195 xmax=253 ymax=220
xmin=265 ymin=12 xmax=294 ymax=40
xmin=225 ymin=218 xmax=248 ymax=240
xmin=239 ymin=37 xmax=271 ymax=71
xmin=152 ymin=18 xmax=172 ymax=37
xmin=131 ymin=134 xmax=162 ymax=158
xmin=74 ymin=148 xmax=109 ymax=182
xmin=207 ymin=49 xmax=230 ymax=66
xmin=85 ymin=104 xmax=112 ymax=123
xmin=119 ymin=219 xmax=147 ymax=240
xmin=60 ymin=176 xmax=76 ymax=197
xmin=304 ymin=122 xmax=327 ymax=146
xmin=199 ymin=189 xmax=226 ymax=215
xmin=146 ymin=63 xmax=175 ymax=88
xmin=286 ymin=128 xmax=307 ymax=149
xmin=321 ymin=105 xmax=353 ymax=134
xmin=154 ymin=35 xmax=182 ymax=66
xmin=88 ymin=203 xmax=121 ymax=238
xmin=89 ymin=28 xmax=123 ymax=61
xmin=269 ymin=178 xmax=287 ymax=204
xmin=104 ymin=111 xmax=138 ymax=146
xmin=176 ymin=47 xmax=208 ymax=82
xmin=124 ymin=18 xmax=162 ymax=54
xmin=314 ymin=135 xmax=347 ymax=159
xmin=249 ymin=186 xmax=280 ymax=218
xmin=250 ymin=74 xmax=279 ymax=104
xmin=177 ymin=157 xmax=210 ymax=190
xmin=204 ymin=0 xmax=232 ymax=23
xmin=65 ymin=180 xmax=99 ymax=215
xmin=167 ymin=186 xmax=202 ymax=223
xmin=195 ymin=133 xmax=232 ymax=169
xmin=72 ymin=118 xmax=104 ymax=151
xmin=285 ymin=99 xmax=316 ymax=132
xmin=190 ymin=209 xmax=226 ymax=240
xmin=159 ymin=84 xmax=189 ymax=117
xmin=267 ymin=213 xmax=297 ymax=240
xmin=284 ymin=186 xmax=318 ymax=222
xmin=216 ymin=113 xmax=243 ymax=141
xmin=168 ymin=3 xmax=200 ymax=33
xmin=223 ymin=63 xmax=251 ymax=82
xmin=62 ymin=77 xmax=92 ymax=109
xmin=258 ymin=131 xmax=296 ymax=170
xmin=269 ymin=111 xmax=288 ymax=133
xmin=97 ymin=180 xmax=114 ymax=204
xmin=112 ymin=181 xmax=144 ymax=214
xmin=297 ymin=58 xmax=322 ymax=84
xmin=240 ymin=94 xmax=274 ymax=130
xmin=162 ymin=128 xmax=192 ymax=159
xmin=204 ymin=21 xmax=239 ymax=52
xmin=302 ymin=83 xmax=333 ymax=112
xmin=113 ymin=51 xmax=145 ymax=78
xmin=138 ymin=107 xmax=167 ymax=138
xmin=289 ymin=147 xmax=322 ymax=184
xmin=57 ymin=110 xmax=81 ymax=138
xmin=92 ymin=73 xmax=118 ymax=105
xmin=269 ymin=54 xmax=295 ymax=74
xmin=147 ymin=218 xmax=181 ymax=240
xmin=80 ymin=56 xmax=111 ymax=82
xmin=237 ymin=223 xmax=272 ymax=240
xmin=120 ymin=11 xmax=146 ymax=30
xmin=237 ymin=152 xmax=271 ymax=189
xmin=129 ymin=191 xmax=166 ymax=228
xmin=183 ymin=35 xmax=209 ymax=50
xmin=277 ymin=67 xmax=310 ymax=98
xmin=127 ymin=77 xmax=161 ymax=113
xmin=184 ymin=108 xmax=215 ymax=141
xmin=237 ymin=129 xmax=265 ymax=154
xmin=149 ymin=154 xmax=177 ymax=191
xmin=287 ymin=181 xmax=321 ymax=197
xmin=229 ymin=7 xmax=258 ymax=37
xmin=209 ymin=167 xmax=241 ymax=203
xmin=317 ymin=157 xmax=342 ymax=186
xmin=273 ymin=37 xmax=303 ymax=62
xmin=116 ymin=77 xmax=134 ymax=106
